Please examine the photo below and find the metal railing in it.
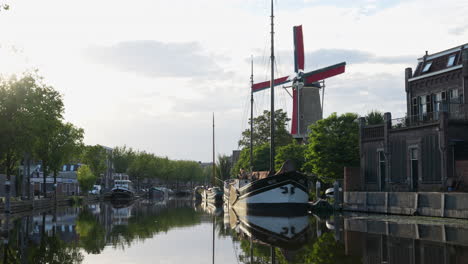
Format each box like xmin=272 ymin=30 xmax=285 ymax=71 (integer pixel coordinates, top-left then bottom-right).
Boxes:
xmin=392 ymin=102 xmax=467 ymax=129
xmin=362 ymin=125 xmax=384 ymax=141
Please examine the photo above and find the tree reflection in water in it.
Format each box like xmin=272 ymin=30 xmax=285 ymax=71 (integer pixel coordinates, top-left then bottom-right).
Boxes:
xmin=0 ymin=199 xmax=202 ymax=263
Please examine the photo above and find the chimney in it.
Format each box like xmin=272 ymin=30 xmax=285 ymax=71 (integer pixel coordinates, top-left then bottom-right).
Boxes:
xmin=405 ymin=67 xmax=413 ymax=117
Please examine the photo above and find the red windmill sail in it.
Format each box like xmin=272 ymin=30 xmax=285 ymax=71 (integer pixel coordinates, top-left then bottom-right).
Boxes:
xmin=251 ymin=25 xmax=346 ymax=137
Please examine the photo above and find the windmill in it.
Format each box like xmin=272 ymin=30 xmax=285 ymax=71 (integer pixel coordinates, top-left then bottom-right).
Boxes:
xmin=252 ymin=25 xmax=346 ymax=140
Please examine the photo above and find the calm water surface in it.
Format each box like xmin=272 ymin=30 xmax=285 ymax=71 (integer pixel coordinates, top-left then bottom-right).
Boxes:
xmin=1 ymin=199 xmax=467 ymax=263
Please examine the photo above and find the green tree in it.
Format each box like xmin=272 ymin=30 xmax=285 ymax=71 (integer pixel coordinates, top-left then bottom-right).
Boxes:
xmin=304 ymin=113 xmax=359 ymax=183
xmin=275 ymin=141 xmax=306 ymax=172
xmin=0 ymin=75 xmax=39 ymax=201
xmin=238 ymin=109 xmax=292 ymax=149
xmin=31 ymin=80 xmax=65 ymax=197
xmin=216 ymin=155 xmax=232 ymax=181
xmin=112 ymin=145 xmax=135 ymax=174
xmin=365 ymin=110 xmax=384 ymax=125
xmin=80 ymin=145 xmax=107 ymax=179
xmin=77 ymin=165 xmax=96 ymax=194
xmin=48 ymin=122 xmax=84 ymax=197
xmin=232 ymin=143 xmax=271 ymax=174
xmin=0 ymin=73 xmax=64 ymax=201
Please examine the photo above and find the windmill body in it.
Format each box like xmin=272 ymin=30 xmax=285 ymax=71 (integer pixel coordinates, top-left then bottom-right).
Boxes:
xmin=252 ymin=25 xmax=346 ymax=141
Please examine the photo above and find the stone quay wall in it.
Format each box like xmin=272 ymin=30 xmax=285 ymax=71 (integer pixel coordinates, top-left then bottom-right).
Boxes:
xmin=344 ymin=191 xmax=468 ymax=219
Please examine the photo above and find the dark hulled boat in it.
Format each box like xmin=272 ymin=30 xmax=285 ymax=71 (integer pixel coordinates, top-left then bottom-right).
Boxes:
xmin=111 ymin=179 xmax=135 ymax=200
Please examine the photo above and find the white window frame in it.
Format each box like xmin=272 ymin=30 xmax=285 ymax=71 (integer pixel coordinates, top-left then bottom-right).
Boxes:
xmin=447 ymin=55 xmax=456 ymax=67
xmin=422 ymin=61 xmax=432 ymax=73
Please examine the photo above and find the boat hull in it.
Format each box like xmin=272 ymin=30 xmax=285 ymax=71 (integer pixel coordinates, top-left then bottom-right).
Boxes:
xmin=111 ymin=188 xmax=134 ymax=200
xmin=229 ymin=171 xmax=309 ymax=216
xmin=234 ymin=212 xmax=310 ymax=250
xmin=203 ymin=192 xmax=223 ymax=204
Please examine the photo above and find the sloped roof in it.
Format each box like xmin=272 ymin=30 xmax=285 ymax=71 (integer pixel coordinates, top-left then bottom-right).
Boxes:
xmin=411 ymin=44 xmax=468 ymax=80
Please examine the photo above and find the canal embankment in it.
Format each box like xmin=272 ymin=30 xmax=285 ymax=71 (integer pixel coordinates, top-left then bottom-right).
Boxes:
xmin=343 ymin=191 xmax=468 ymax=219
xmin=0 ymin=195 xmax=101 ymax=216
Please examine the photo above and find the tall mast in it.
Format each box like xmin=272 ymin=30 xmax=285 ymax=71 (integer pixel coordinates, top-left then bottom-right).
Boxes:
xmin=250 ymin=56 xmax=254 ymax=171
xmin=212 ymin=113 xmax=216 ymax=185
xmin=269 ymin=0 xmax=275 ymax=172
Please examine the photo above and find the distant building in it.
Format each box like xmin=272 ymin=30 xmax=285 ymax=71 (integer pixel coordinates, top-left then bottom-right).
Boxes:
xmin=102 ymin=146 xmax=114 ymax=189
xmin=30 ymin=163 xmax=81 ymax=195
xmin=358 ymin=44 xmax=468 ymax=192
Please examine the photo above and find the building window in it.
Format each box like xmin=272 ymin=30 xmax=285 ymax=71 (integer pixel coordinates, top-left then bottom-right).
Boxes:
xmin=450 ymin=89 xmax=459 ymax=100
xmin=63 ymin=165 xmax=67 ymax=171
xmin=447 ymin=55 xmax=456 ymax=67
xmin=426 ymin=95 xmax=433 ymax=114
xmin=419 ymin=96 xmax=427 ymax=120
xmin=378 ymin=151 xmax=386 ymax=190
xmin=422 ymin=61 xmax=432 ymax=73
xmin=409 ymin=147 xmax=419 ymax=191
xmin=70 ymin=165 xmax=74 ymax=171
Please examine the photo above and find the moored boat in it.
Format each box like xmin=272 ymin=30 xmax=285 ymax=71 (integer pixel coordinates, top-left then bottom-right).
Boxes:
xmin=111 ymin=179 xmax=135 ymax=200
xmin=228 ymin=162 xmax=309 ymax=216
xmin=202 ymin=186 xmax=223 ymax=205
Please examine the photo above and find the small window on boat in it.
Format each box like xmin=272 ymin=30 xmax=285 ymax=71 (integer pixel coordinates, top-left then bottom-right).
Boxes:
xmin=422 ymin=62 xmax=432 ymax=73
xmin=447 ymin=55 xmax=456 ymax=67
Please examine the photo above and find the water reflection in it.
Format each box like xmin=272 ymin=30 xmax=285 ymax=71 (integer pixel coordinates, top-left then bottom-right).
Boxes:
xmin=0 ymin=200 xmax=467 ymax=263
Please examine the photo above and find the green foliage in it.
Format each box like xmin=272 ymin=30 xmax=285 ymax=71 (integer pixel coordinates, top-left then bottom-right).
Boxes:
xmin=238 ymin=109 xmax=292 ymax=149
xmin=112 ymin=145 xmax=135 ymax=173
xmin=76 ymin=210 xmax=106 ymax=254
xmin=49 ymin=123 xmax=84 ymax=179
xmin=122 ymin=148 xmax=205 ymax=188
xmin=70 ymin=196 xmax=84 ymax=206
xmin=305 ymin=233 xmax=360 ymax=264
xmin=0 ymin=73 xmax=83 ymax=198
xmin=275 ymin=141 xmax=306 ymax=171
xmin=216 ymin=154 xmax=232 ymax=181
xmin=304 ymin=113 xmax=359 ymax=183
xmin=365 ymin=110 xmax=384 ymax=125
xmin=0 ymin=74 xmax=63 ymax=179
xmin=232 ymin=143 xmax=271 ymax=174
xmin=28 ymin=234 xmax=84 ymax=264
xmin=80 ymin=145 xmax=108 ymax=177
xmin=77 ymin=165 xmax=96 ymax=193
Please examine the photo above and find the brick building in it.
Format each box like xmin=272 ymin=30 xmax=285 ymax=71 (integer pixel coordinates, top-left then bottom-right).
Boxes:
xmin=358 ymin=44 xmax=468 ymax=192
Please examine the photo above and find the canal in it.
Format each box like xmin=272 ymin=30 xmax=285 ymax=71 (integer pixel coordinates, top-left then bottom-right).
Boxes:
xmin=0 ymin=199 xmax=467 ymax=263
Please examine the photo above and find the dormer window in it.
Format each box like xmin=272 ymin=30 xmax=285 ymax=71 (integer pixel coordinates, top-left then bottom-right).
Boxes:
xmin=422 ymin=62 xmax=432 ymax=73
xmin=447 ymin=55 xmax=456 ymax=67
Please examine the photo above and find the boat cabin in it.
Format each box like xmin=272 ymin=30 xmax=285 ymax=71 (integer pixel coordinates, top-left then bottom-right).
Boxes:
xmin=114 ymin=180 xmax=133 ymax=190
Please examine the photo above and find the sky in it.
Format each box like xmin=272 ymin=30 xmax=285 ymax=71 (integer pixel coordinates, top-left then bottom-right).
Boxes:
xmin=0 ymin=0 xmax=467 ymax=162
